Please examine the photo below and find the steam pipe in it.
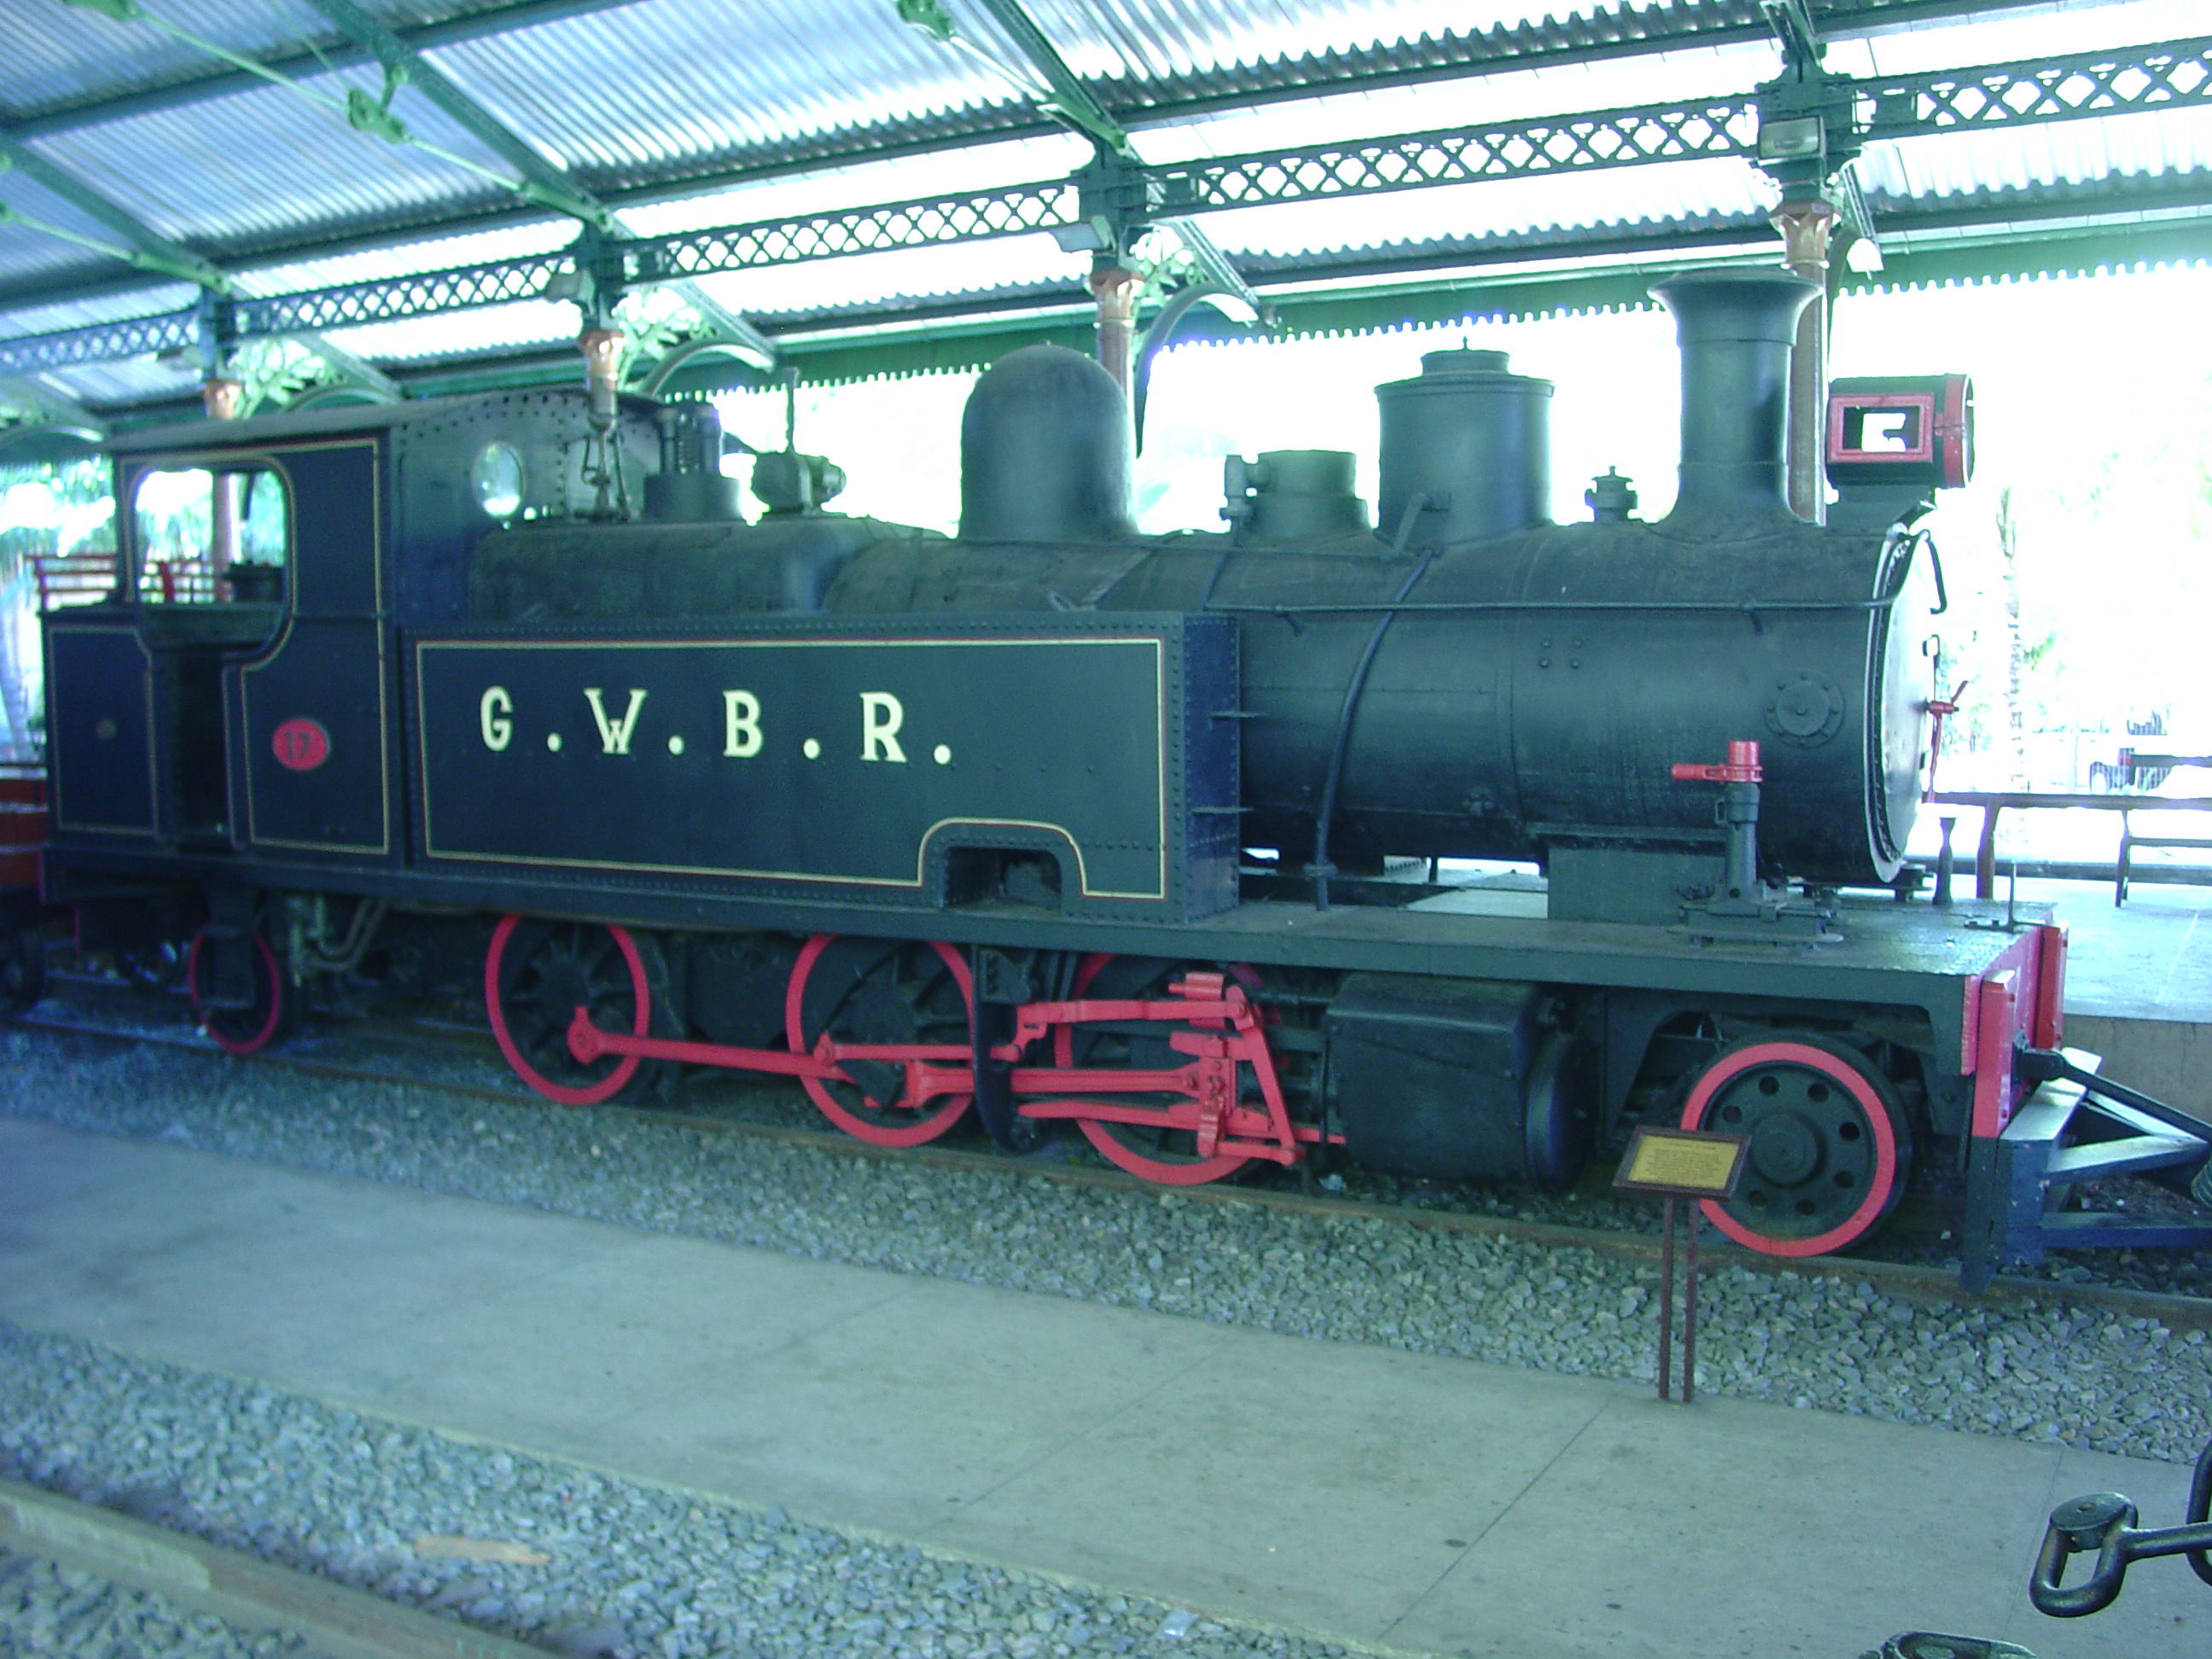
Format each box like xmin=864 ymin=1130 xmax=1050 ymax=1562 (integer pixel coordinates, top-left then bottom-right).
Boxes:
xmin=1771 ymin=201 xmax=1838 ymax=524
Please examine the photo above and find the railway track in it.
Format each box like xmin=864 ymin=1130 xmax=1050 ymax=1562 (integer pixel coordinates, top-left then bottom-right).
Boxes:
xmin=0 ymin=1477 xmax=555 ymax=1659
xmin=15 ymin=975 xmax=2212 ymax=1336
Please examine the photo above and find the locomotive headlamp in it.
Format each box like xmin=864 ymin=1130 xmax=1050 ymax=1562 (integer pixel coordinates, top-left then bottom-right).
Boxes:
xmin=1825 ymin=375 xmax=1974 ymax=492
xmin=1757 ymin=114 xmax=1825 ymax=160
xmin=1050 ymin=218 xmax=1110 ymax=254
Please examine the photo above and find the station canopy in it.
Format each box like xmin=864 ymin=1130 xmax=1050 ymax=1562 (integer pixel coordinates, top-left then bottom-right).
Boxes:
xmin=0 ymin=0 xmax=2207 ymax=428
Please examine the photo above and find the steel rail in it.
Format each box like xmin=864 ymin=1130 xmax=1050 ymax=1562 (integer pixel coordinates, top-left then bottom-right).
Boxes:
xmin=15 ymin=990 xmax=2212 ymax=1335
xmin=0 ymin=1477 xmax=556 ymax=1659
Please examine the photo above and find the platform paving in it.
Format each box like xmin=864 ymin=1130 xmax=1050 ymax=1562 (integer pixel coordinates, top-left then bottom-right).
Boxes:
xmin=2042 ymin=875 xmax=2209 ymax=1022
xmin=1 ymin=1115 xmax=2203 ymax=1659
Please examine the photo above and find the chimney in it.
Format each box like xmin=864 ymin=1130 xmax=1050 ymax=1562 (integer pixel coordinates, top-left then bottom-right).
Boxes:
xmin=1650 ymin=268 xmax=1819 ymax=533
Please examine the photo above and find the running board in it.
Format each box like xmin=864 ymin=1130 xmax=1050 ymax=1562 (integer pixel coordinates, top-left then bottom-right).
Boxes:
xmin=1992 ymin=1048 xmax=2212 ymax=1273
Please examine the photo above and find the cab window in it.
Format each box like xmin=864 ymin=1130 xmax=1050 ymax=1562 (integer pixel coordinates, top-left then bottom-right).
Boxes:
xmin=131 ymin=464 xmax=289 ymax=604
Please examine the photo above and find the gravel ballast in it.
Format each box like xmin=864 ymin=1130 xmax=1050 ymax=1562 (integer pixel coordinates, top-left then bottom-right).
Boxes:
xmin=0 ymin=1548 xmax=319 ymax=1659
xmin=0 ymin=1325 xmax=1359 ymax=1659
xmin=4 ymin=1022 xmax=2208 ymax=1469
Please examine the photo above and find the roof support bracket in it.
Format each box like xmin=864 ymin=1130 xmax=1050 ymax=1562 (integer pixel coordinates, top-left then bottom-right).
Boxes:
xmin=911 ymin=0 xmax=1270 ymax=342
xmin=297 ymin=0 xmax=778 ymax=365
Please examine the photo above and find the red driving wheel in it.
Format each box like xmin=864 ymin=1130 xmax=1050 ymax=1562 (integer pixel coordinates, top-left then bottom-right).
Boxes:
xmin=1679 ymin=1036 xmax=1906 ymax=1257
xmin=783 ymin=934 xmax=975 ymax=1147
xmin=1060 ymin=952 xmax=1259 ymax=1186
xmin=485 ymin=914 xmax=651 ymax=1105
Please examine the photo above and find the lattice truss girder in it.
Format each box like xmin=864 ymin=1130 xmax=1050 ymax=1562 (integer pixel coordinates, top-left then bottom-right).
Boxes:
xmin=2 ymin=34 xmax=2205 ymax=382
xmin=1866 ymin=36 xmax=2211 ymax=136
xmin=240 ymin=256 xmax=569 ymax=335
xmin=0 ymin=311 xmax=199 ymax=375
xmin=1156 ymin=102 xmax=1760 ymax=211
xmin=632 ymin=184 xmax=1080 ymax=282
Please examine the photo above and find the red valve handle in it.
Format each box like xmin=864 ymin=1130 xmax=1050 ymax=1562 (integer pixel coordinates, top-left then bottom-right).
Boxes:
xmin=1671 ymin=739 xmax=1762 ymax=784
xmin=1923 ymin=681 xmax=1968 ymax=801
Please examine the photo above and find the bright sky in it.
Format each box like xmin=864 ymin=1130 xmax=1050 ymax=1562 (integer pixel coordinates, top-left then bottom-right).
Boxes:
xmin=1834 ymin=267 xmax=2212 ymax=747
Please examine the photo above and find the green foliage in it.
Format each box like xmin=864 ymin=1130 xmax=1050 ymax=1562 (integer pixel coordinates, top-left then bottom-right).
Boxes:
xmin=2 ymin=458 xmax=115 ymax=760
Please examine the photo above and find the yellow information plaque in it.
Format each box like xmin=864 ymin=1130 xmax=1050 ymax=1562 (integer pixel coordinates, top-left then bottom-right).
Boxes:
xmin=1613 ymin=1127 xmax=1749 ymax=1198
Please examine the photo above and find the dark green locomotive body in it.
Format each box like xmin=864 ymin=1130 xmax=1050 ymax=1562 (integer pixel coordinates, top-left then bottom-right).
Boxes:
xmin=34 ymin=265 xmax=2076 ymax=1284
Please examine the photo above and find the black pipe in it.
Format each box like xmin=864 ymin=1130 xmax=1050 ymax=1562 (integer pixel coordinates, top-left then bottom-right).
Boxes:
xmin=1307 ymin=492 xmax=1439 ymax=911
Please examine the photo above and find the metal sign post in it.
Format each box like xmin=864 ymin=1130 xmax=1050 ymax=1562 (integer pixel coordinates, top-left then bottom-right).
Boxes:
xmin=1614 ymin=1127 xmax=1749 ymax=1403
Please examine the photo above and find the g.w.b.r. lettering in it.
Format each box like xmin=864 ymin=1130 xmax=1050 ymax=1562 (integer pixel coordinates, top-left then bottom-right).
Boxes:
xmin=474 ymin=687 xmax=918 ymax=764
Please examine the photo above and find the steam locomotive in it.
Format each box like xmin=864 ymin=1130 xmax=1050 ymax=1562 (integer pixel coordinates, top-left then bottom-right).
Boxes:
xmin=20 ymin=263 xmax=2189 ymax=1284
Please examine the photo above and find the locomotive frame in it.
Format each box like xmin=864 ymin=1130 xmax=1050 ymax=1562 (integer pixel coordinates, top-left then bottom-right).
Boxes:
xmin=15 ymin=268 xmax=2211 ymax=1289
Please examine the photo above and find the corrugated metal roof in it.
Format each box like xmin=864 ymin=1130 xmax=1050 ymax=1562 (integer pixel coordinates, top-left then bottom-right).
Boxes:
xmin=1860 ymin=107 xmax=2212 ymax=201
xmin=225 ymin=218 xmax=579 ymax=300
xmin=424 ymin=0 xmax=1022 ymax=185
xmin=1090 ymin=0 xmax=1779 ymax=120
xmin=678 ymin=231 xmax=1080 ymax=321
xmin=0 ymin=0 xmax=341 ymax=119
xmin=316 ymin=295 xmax=578 ymax=364
xmin=354 ymin=0 xmax=533 ymax=28
xmin=1825 ymin=0 xmax=2212 ymax=78
xmin=962 ymin=0 xmax=1679 ymax=85
xmin=0 ymin=0 xmax=2204 ymax=407
xmin=0 ymin=170 xmax=140 ymax=291
xmin=35 ymin=354 xmax=206 ymax=408
xmin=0 ymin=222 xmax=96 ymax=294
xmin=0 ymin=284 xmax=199 ymax=341
xmin=23 ymin=73 xmax=524 ymax=253
xmin=1130 ymin=41 xmax=1770 ymax=166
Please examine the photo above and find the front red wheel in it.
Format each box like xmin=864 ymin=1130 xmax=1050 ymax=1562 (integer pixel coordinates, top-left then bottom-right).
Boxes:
xmin=1679 ymin=1035 xmax=1908 ymax=1257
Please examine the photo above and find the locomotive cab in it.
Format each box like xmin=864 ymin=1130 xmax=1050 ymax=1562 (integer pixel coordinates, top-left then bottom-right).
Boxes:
xmin=121 ymin=456 xmax=293 ymax=843
xmin=41 ymin=387 xmax=654 ymax=874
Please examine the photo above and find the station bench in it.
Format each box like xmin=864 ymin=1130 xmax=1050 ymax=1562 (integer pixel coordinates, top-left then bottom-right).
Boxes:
xmin=1927 ymin=788 xmax=2212 ymax=904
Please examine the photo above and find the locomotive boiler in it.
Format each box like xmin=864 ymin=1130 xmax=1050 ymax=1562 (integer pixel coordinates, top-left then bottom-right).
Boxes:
xmin=477 ymin=268 xmax=1947 ymax=922
xmin=34 ymin=259 xmax=2194 ymax=1288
